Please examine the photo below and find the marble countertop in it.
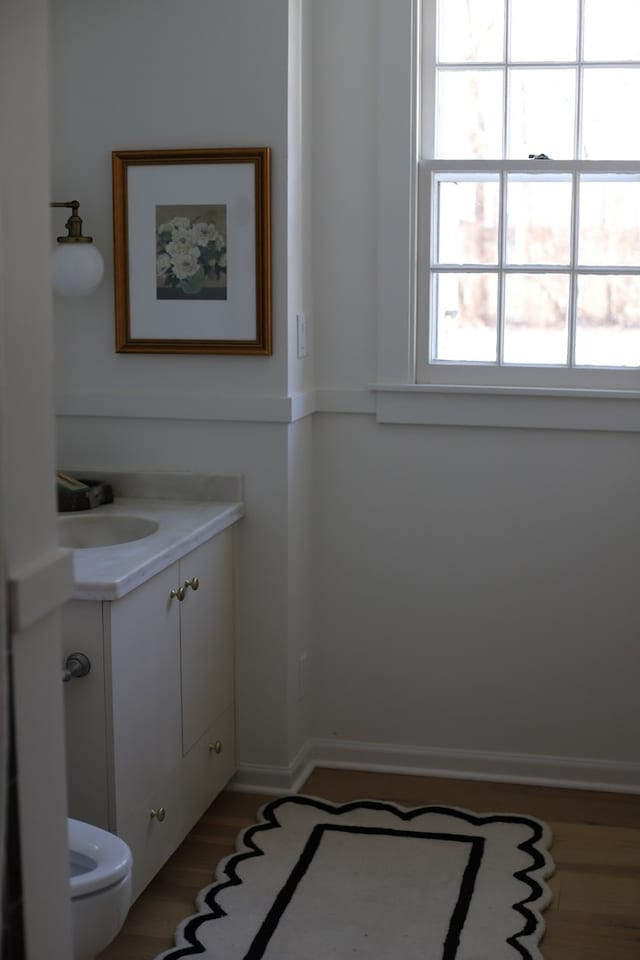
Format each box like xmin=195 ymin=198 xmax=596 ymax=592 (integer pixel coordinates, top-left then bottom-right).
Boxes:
xmin=64 ymin=497 xmax=244 ymax=601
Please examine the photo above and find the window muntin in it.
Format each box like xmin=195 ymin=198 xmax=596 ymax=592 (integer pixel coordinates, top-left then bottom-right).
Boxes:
xmin=419 ymin=0 xmax=640 ymax=388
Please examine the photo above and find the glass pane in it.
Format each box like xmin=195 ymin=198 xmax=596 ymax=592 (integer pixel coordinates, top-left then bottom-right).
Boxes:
xmin=503 ymin=274 xmax=569 ymax=364
xmin=438 ymin=0 xmax=504 ymax=63
xmin=432 ymin=273 xmax=498 ymax=361
xmin=576 ymin=275 xmax=640 ymax=367
xmin=584 ymin=0 xmax=640 ymax=61
xmin=435 ymin=178 xmax=500 ymax=264
xmin=510 ymin=0 xmax=578 ymax=62
xmin=508 ymin=69 xmax=575 ymax=159
xmin=506 ymin=177 xmax=572 ymax=264
xmin=436 ymin=70 xmax=503 ymax=158
xmin=579 ymin=178 xmax=640 ymax=266
xmin=582 ymin=70 xmax=640 ymax=159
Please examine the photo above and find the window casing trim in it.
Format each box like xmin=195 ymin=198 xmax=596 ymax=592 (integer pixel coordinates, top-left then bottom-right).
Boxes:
xmin=373 ymin=0 xmax=640 ymax=428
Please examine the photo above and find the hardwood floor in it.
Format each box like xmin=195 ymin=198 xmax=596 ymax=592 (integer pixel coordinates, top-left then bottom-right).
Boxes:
xmin=99 ymin=768 xmax=640 ymax=959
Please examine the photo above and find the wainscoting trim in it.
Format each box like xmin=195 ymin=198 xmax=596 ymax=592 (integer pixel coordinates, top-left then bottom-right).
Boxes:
xmin=56 ymin=388 xmax=379 ymax=423
xmin=56 ymin=391 xmax=318 ymax=423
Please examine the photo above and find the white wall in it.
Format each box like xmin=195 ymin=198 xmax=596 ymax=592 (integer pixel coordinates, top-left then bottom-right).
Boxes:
xmin=51 ymin=0 xmax=290 ymax=407
xmin=52 ymin=0 xmax=640 ymax=798
xmin=313 ymin=417 xmax=640 ymax=771
xmin=52 ymin=0 xmax=316 ymax=777
xmin=311 ymin=0 xmax=378 ymax=393
xmin=287 ymin=0 xmax=314 ymax=397
xmin=286 ymin=415 xmax=314 ymax=761
xmin=310 ymin=1 xmax=640 ymax=789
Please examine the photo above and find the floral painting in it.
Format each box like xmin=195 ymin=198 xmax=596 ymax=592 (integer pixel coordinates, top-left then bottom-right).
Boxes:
xmin=113 ymin=146 xmax=271 ymax=354
xmin=156 ymin=204 xmax=227 ymax=300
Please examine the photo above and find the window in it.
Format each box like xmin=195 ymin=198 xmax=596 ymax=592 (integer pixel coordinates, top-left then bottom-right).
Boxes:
xmin=417 ymin=0 xmax=640 ymax=390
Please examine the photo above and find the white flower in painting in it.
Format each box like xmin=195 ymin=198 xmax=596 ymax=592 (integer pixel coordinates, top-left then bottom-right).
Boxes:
xmin=218 ymin=252 xmax=227 ymax=269
xmin=192 ymin=221 xmax=222 ymax=247
xmin=171 ymin=248 xmax=201 ymax=280
xmin=156 ymin=253 xmax=172 ymax=278
xmin=170 ymin=217 xmax=191 ymax=230
xmin=165 ymin=237 xmax=195 ymax=259
xmin=172 ymin=225 xmax=196 ymax=245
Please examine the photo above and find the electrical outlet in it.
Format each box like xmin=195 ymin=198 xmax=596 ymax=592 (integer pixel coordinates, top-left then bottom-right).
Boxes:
xmin=296 ymin=313 xmax=308 ymax=359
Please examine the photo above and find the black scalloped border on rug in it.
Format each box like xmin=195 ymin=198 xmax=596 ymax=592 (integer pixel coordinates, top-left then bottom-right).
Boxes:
xmin=157 ymin=794 xmax=554 ymax=960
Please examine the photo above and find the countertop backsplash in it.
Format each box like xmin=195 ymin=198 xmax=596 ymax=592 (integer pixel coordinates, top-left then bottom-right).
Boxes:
xmin=58 ymin=469 xmax=243 ymax=504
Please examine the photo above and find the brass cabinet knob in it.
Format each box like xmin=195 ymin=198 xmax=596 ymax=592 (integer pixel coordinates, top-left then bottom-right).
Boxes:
xmin=184 ymin=576 xmax=199 ymax=591
xmin=170 ymin=585 xmax=186 ymax=602
xmin=208 ymin=740 xmax=223 ymax=754
xmin=150 ymin=807 xmax=166 ymax=822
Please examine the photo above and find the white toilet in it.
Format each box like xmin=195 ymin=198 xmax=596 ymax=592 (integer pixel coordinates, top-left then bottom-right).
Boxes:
xmin=68 ymin=817 xmax=133 ymax=960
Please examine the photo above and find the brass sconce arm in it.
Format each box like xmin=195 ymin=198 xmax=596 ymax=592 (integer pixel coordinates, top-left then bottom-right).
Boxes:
xmin=50 ymin=200 xmax=94 ymax=243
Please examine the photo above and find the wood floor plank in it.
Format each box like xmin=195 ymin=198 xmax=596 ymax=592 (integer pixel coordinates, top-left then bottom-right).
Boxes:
xmin=303 ymin=768 xmax=640 ymax=827
xmin=98 ymin=770 xmax=640 ymax=959
xmin=549 ymin=822 xmax=640 ymax=870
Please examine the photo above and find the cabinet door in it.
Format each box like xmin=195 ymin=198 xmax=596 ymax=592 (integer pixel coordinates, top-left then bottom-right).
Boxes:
xmin=180 ymin=529 xmax=234 ymax=755
xmin=181 ymin=704 xmax=236 ymax=831
xmin=118 ymin=769 xmax=182 ymax=901
xmin=107 ymin=562 xmax=182 ymax=820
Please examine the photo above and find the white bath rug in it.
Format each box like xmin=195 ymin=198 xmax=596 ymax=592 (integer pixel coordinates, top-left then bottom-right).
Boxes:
xmin=155 ymin=794 xmax=554 ymax=960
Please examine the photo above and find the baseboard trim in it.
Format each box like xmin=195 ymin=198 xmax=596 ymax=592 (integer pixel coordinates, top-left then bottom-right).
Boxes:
xmin=231 ymin=737 xmax=640 ymax=795
xmin=228 ymin=742 xmax=315 ymax=795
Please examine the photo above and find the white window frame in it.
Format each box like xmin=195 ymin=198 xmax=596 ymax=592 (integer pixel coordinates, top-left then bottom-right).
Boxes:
xmin=418 ymin=0 xmax=640 ymax=390
xmin=371 ymin=0 xmax=640 ymax=431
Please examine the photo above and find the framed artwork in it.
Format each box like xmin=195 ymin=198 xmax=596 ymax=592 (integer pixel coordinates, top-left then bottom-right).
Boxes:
xmin=112 ymin=147 xmax=271 ymax=354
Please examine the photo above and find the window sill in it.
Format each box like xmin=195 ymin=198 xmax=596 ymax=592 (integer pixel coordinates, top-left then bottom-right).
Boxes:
xmin=369 ymin=383 xmax=640 ymax=431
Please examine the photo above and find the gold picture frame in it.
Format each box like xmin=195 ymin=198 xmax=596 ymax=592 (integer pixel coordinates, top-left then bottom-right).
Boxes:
xmin=112 ymin=147 xmax=271 ymax=354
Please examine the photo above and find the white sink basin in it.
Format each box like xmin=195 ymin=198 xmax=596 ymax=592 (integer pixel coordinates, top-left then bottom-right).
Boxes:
xmin=58 ymin=514 xmax=159 ymax=549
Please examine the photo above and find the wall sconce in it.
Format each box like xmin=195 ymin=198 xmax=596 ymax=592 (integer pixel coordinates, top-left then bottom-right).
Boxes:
xmin=50 ymin=200 xmax=104 ymax=297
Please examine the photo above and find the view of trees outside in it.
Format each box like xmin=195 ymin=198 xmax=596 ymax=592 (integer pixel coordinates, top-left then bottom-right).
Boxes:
xmin=430 ymin=0 xmax=640 ymax=369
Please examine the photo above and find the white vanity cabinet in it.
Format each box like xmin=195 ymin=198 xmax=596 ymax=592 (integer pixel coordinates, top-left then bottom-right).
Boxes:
xmin=62 ymin=527 xmax=236 ymax=900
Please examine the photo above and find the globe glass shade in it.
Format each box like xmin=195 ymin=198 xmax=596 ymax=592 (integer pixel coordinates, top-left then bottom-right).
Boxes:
xmin=52 ymin=242 xmax=104 ymax=297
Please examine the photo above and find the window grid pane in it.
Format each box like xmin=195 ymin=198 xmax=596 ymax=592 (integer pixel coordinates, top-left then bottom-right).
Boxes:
xmin=503 ymin=274 xmax=570 ymax=366
xmin=437 ymin=0 xmax=505 ymax=63
xmin=431 ymin=272 xmax=498 ymax=362
xmin=576 ymin=274 xmax=640 ymax=366
xmin=434 ymin=176 xmax=500 ymax=265
xmin=583 ymin=0 xmax=640 ymax=61
xmin=510 ymin=0 xmax=578 ymax=62
xmin=578 ymin=176 xmax=640 ymax=265
xmin=436 ymin=70 xmax=504 ymax=158
xmin=507 ymin=68 xmax=576 ymax=160
xmin=582 ymin=69 xmax=640 ymax=159
xmin=506 ymin=176 xmax=573 ymax=265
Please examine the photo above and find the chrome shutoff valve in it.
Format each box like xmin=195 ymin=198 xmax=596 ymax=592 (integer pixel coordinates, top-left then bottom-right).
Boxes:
xmin=62 ymin=652 xmax=91 ymax=683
